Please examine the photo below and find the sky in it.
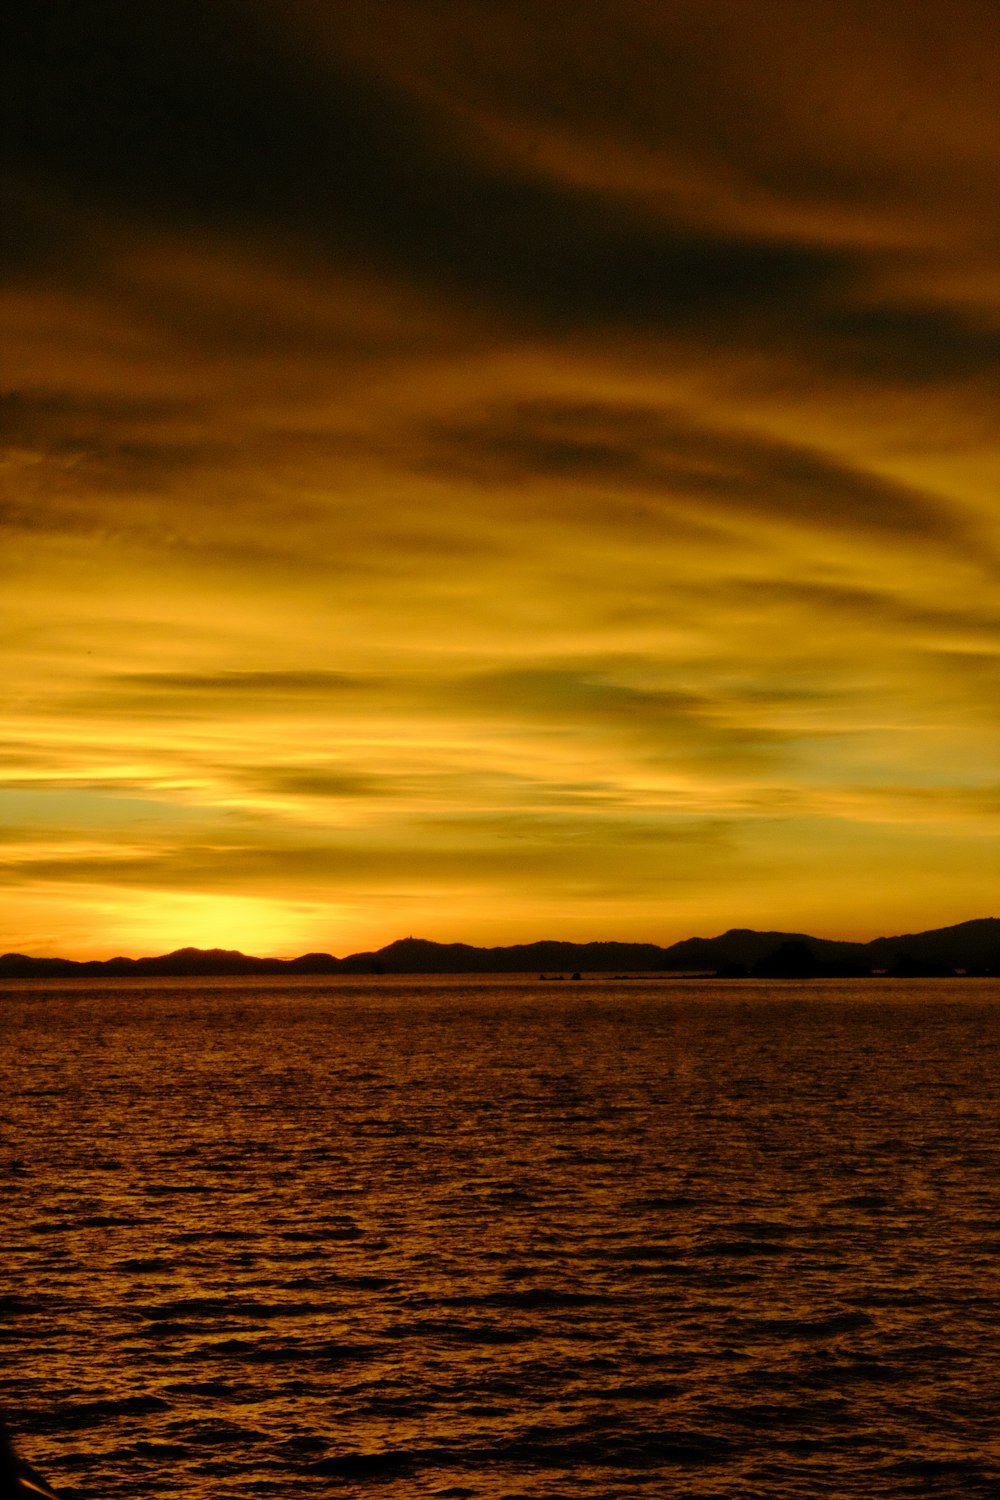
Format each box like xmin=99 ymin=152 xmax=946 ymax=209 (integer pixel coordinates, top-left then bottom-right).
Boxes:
xmin=3 ymin=0 xmax=1000 ymax=958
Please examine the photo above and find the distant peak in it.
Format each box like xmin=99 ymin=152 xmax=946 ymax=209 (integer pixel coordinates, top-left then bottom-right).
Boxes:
xmin=165 ymin=946 xmax=247 ymax=959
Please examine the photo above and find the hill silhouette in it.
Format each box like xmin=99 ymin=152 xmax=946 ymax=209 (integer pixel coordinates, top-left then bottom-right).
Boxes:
xmin=1 ymin=918 xmax=998 ymax=979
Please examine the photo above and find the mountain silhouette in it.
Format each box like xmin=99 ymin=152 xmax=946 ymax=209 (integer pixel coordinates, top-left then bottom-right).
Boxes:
xmin=2 ymin=918 xmax=998 ymax=978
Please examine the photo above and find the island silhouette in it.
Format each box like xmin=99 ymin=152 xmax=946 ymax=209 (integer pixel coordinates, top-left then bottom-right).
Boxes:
xmin=2 ymin=918 xmax=998 ymax=980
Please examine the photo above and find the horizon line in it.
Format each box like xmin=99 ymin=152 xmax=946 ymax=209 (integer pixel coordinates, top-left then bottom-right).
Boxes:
xmin=3 ymin=914 xmax=998 ymax=967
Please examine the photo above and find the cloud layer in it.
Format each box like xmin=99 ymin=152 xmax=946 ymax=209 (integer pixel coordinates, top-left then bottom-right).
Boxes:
xmin=4 ymin=0 xmax=999 ymax=954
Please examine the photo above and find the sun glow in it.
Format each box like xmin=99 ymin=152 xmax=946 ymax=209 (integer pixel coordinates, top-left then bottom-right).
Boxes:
xmin=35 ymin=892 xmax=341 ymax=962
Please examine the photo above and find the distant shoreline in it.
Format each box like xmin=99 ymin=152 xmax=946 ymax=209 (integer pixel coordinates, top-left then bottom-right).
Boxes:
xmin=2 ymin=918 xmax=998 ymax=980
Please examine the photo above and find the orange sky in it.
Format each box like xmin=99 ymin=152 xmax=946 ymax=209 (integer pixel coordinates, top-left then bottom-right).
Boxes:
xmin=3 ymin=0 xmax=1000 ymax=957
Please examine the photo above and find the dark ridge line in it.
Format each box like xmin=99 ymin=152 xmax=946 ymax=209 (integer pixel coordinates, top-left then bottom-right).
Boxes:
xmin=2 ymin=918 xmax=999 ymax=979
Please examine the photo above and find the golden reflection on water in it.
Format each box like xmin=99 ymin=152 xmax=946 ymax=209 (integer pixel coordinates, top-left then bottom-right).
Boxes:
xmin=2 ymin=977 xmax=1000 ymax=1497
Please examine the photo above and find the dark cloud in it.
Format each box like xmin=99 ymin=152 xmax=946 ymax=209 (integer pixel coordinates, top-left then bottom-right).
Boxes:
xmin=447 ymin=663 xmax=793 ymax=771
xmin=248 ymin=767 xmax=396 ymax=800
xmin=817 ymin=301 xmax=1000 ymax=387
xmin=2 ymin=0 xmax=851 ymax=339
xmin=5 ymin=0 xmax=998 ymax=389
xmin=1 ymin=388 xmax=215 ymax=507
xmin=4 ymin=0 xmax=362 ymax=232
xmin=0 ymin=775 xmax=175 ymax=794
xmin=105 ymin=670 xmax=374 ymax=697
xmin=1 ymin=389 xmax=201 ymax=435
xmin=418 ymin=399 xmax=975 ymax=545
xmin=454 ymin=663 xmax=710 ymax=719
xmin=728 ymin=579 xmax=1000 ymax=649
xmin=37 ymin=670 xmax=381 ymax=725
xmin=0 ymin=809 xmax=735 ymax=894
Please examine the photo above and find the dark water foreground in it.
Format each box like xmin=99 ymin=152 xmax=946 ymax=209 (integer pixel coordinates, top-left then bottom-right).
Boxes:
xmin=2 ymin=975 xmax=1000 ymax=1499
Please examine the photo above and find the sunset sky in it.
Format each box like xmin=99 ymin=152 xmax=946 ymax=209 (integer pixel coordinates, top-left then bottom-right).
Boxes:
xmin=4 ymin=0 xmax=1000 ymax=957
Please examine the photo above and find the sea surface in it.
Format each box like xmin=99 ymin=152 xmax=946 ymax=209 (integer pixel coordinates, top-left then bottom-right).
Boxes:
xmin=2 ymin=975 xmax=1000 ymax=1498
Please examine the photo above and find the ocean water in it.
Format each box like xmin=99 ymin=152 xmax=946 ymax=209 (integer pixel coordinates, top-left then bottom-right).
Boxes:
xmin=2 ymin=975 xmax=1000 ymax=1499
